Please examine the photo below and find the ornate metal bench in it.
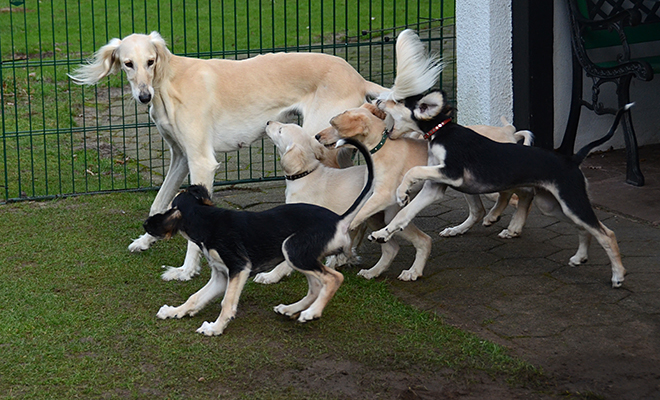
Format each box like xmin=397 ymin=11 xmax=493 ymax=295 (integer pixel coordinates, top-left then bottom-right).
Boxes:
xmin=558 ymin=0 xmax=660 ymax=186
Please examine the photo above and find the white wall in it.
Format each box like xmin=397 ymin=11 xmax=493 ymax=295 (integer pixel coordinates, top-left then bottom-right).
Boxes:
xmin=457 ymin=0 xmax=659 ymax=150
xmin=455 ymin=0 xmax=513 ymax=127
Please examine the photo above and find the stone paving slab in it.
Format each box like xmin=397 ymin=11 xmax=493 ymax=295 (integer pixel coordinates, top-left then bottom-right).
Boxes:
xmin=212 ymin=181 xmax=660 ymax=400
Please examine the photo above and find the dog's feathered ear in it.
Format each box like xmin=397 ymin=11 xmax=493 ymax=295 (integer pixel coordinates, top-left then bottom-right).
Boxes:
xmin=143 ymin=209 xmax=182 ymax=240
xmin=186 ymin=185 xmax=215 ymax=206
xmin=413 ymin=91 xmax=447 ymax=121
xmin=360 ymin=103 xmax=387 ymax=120
xmin=329 ymin=110 xmax=369 ymax=137
xmin=68 ymin=38 xmax=122 ymax=85
xmin=281 ymin=143 xmax=308 ymax=175
xmin=149 ymin=31 xmax=171 ymax=87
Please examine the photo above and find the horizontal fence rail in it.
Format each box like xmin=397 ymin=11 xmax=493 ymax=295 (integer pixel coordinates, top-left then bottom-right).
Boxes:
xmin=1 ymin=0 xmax=456 ymax=203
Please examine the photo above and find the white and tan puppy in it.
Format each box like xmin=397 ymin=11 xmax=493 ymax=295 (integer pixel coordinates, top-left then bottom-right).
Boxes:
xmin=69 ymin=31 xmax=387 ymax=281
xmin=257 ymin=121 xmax=431 ymax=282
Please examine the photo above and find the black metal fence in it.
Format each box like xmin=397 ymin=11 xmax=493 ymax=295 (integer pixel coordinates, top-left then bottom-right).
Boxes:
xmin=0 ymin=0 xmax=455 ymax=203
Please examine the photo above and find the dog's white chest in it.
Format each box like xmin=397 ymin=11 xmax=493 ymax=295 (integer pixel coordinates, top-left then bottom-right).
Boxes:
xmin=429 ymin=144 xmax=447 ymax=169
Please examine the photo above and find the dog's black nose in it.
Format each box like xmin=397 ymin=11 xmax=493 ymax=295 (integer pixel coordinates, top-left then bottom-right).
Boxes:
xmin=266 ymin=121 xmax=271 ymax=126
xmin=139 ymin=93 xmax=152 ymax=104
xmin=315 ymin=134 xmax=321 ymax=140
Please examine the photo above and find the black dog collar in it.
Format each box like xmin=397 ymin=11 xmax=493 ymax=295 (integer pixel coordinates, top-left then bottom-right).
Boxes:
xmin=285 ymin=167 xmax=317 ymax=181
xmin=423 ymin=118 xmax=452 ymax=140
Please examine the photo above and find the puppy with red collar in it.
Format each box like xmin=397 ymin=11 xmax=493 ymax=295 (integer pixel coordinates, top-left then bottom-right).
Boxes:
xmin=370 ymin=90 xmax=631 ymax=288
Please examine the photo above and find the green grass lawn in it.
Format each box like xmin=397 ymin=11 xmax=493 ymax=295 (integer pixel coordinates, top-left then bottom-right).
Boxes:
xmin=1 ymin=0 xmax=455 ymax=202
xmin=0 ymin=190 xmax=544 ymax=399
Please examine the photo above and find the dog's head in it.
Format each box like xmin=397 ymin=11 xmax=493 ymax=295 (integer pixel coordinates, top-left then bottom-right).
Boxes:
xmin=265 ymin=121 xmax=326 ymax=175
xmin=377 ymin=90 xmax=455 ymax=138
xmin=315 ymin=103 xmax=388 ymax=148
xmin=143 ymin=185 xmax=214 ymax=239
xmin=69 ymin=31 xmax=171 ymax=105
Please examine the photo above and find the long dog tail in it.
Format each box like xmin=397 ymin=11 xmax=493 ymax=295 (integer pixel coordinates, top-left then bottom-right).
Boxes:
xmin=378 ymin=29 xmax=443 ymax=102
xmin=336 ymin=138 xmax=374 ymax=223
xmin=572 ymin=103 xmax=634 ymax=165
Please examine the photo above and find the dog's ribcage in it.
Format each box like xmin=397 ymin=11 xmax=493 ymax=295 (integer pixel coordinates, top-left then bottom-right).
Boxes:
xmin=179 ymin=203 xmax=342 ymax=274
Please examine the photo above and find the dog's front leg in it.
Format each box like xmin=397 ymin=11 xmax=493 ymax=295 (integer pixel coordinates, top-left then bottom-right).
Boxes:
xmin=197 ymin=269 xmax=250 ymax=336
xmin=396 ymin=165 xmax=445 ymax=206
xmin=129 ymin=144 xmax=189 ymax=253
xmin=498 ymin=188 xmax=534 ymax=239
xmin=440 ymin=194 xmax=486 ymax=237
xmin=157 ymin=265 xmax=227 ymax=320
xmin=161 ymin=149 xmax=219 ymax=281
xmin=369 ymin=181 xmax=447 ymax=243
xmin=349 ymin=191 xmax=392 ymax=231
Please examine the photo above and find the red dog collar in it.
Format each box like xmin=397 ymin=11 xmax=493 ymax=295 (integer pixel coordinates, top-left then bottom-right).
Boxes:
xmin=423 ymin=118 xmax=452 ymax=140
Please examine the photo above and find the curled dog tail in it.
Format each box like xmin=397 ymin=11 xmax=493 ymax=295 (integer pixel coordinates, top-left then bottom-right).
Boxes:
xmin=515 ymin=130 xmax=535 ymax=146
xmin=572 ymin=103 xmax=634 ymax=165
xmin=378 ymin=29 xmax=443 ymax=102
xmin=336 ymin=138 xmax=374 ymax=223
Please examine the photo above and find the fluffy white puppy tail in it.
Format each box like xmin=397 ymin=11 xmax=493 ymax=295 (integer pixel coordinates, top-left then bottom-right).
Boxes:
xmin=380 ymin=29 xmax=443 ymax=102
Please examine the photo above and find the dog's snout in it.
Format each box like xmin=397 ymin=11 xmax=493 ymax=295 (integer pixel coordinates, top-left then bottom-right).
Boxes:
xmin=139 ymin=92 xmax=152 ymax=104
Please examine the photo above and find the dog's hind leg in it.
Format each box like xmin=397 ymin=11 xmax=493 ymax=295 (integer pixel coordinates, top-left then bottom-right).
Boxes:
xmin=569 ymin=227 xmax=591 ymax=266
xmin=550 ymin=186 xmax=625 ymax=287
xmin=274 ymin=270 xmax=323 ymax=317
xmin=440 ymin=194 xmax=486 ymax=237
xmin=156 ymin=263 xmax=228 ymax=320
xmin=483 ymin=191 xmax=513 ymax=227
xmin=197 ymin=268 xmax=251 ymax=336
xmin=254 ymin=261 xmax=293 ymax=284
xmin=297 ymin=267 xmax=344 ymax=323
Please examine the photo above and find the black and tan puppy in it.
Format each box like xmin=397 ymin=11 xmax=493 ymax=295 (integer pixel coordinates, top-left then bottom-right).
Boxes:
xmin=143 ymin=137 xmax=374 ymax=336
xmin=370 ymin=90 xmax=631 ymax=288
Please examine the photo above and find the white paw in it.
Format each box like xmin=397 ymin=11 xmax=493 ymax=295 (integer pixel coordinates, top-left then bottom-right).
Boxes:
xmin=498 ymin=229 xmax=520 ymax=239
xmin=156 ymin=305 xmax=177 ymax=319
xmin=439 ymin=227 xmax=465 ymax=237
xmin=397 ymin=269 xmax=420 ymax=281
xmin=196 ymin=321 xmax=223 ymax=336
xmin=482 ymin=216 xmax=500 ymax=227
xmin=357 ymin=269 xmax=377 ymax=280
xmin=569 ymin=255 xmax=587 ymax=266
xmin=273 ymin=304 xmax=293 ymax=317
xmin=368 ymin=228 xmax=395 ymax=243
xmin=128 ymin=234 xmax=156 ymax=253
xmin=161 ymin=266 xmax=197 ymax=281
xmin=254 ymin=272 xmax=281 ymax=284
xmin=297 ymin=309 xmax=320 ymax=323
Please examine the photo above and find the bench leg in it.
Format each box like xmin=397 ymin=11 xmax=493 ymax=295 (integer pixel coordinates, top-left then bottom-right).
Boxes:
xmin=618 ymin=75 xmax=645 ymax=186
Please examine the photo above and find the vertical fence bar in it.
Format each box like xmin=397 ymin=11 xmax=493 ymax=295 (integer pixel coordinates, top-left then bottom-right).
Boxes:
xmin=0 ymin=0 xmax=455 ymax=203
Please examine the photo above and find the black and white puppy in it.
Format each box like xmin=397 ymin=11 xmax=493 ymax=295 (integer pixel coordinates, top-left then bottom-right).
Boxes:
xmin=369 ymin=90 xmax=631 ymax=288
xmin=143 ymin=137 xmax=374 ymax=336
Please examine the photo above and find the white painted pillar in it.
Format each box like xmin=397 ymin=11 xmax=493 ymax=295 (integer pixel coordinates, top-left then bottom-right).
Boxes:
xmin=456 ymin=0 xmax=513 ymax=127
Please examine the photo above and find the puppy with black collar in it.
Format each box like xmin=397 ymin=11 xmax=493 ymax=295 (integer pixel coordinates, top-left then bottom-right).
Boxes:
xmin=143 ymin=137 xmax=373 ymax=336
xmin=370 ymin=90 xmax=631 ymax=288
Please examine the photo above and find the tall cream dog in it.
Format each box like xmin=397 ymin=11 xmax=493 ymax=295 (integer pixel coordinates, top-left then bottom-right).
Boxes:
xmin=69 ymin=31 xmax=386 ymax=281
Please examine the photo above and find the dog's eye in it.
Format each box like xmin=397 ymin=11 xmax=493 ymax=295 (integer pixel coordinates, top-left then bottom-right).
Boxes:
xmin=124 ymin=61 xmax=133 ymax=69
xmin=147 ymin=59 xmax=155 ymax=67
